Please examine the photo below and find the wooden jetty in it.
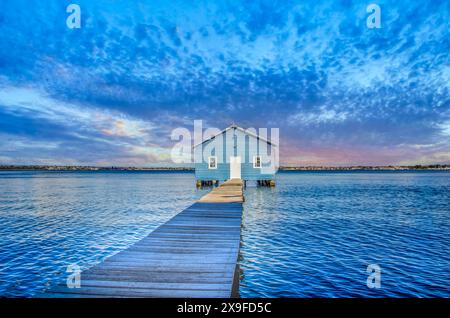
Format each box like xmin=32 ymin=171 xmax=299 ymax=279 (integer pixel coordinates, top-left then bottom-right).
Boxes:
xmin=44 ymin=179 xmax=244 ymax=298
xmin=199 ymin=179 xmax=244 ymax=203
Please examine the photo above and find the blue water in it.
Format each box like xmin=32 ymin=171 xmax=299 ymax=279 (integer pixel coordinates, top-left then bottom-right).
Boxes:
xmin=0 ymin=171 xmax=449 ymax=297
xmin=241 ymin=171 xmax=450 ymax=297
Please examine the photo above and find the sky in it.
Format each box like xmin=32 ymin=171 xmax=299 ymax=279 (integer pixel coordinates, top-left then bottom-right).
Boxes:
xmin=0 ymin=0 xmax=449 ymax=167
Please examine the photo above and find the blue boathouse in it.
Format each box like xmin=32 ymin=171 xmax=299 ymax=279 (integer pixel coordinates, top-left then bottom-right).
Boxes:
xmin=193 ymin=125 xmax=278 ymax=186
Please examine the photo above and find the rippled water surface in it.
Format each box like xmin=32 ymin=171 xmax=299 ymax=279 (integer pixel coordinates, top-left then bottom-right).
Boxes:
xmin=0 ymin=171 xmax=449 ymax=297
xmin=240 ymin=171 xmax=450 ymax=297
xmin=0 ymin=171 xmax=207 ymax=297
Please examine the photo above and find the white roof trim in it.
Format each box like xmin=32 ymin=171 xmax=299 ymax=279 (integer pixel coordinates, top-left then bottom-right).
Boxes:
xmin=192 ymin=125 xmax=278 ymax=148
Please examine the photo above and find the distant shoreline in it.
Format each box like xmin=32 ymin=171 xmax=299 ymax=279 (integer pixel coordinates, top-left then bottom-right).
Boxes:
xmin=1 ymin=165 xmax=449 ymax=171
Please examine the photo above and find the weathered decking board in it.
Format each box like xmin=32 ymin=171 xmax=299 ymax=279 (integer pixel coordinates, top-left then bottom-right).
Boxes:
xmin=43 ymin=180 xmax=244 ymax=298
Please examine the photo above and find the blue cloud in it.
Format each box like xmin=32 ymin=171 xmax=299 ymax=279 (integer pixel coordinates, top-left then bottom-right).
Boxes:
xmin=0 ymin=0 xmax=449 ymax=165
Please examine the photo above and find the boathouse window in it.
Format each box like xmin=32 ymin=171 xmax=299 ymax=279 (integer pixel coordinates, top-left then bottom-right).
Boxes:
xmin=208 ymin=156 xmax=217 ymax=169
xmin=253 ymin=156 xmax=262 ymax=168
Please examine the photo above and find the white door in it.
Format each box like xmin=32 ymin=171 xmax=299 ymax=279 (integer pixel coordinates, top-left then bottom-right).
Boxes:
xmin=229 ymin=156 xmax=241 ymax=179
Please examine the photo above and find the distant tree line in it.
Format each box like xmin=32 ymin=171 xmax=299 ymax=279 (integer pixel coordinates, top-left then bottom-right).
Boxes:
xmin=1 ymin=165 xmax=449 ymax=171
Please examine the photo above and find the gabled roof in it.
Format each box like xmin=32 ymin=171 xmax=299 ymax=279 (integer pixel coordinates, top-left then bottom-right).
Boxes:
xmin=193 ymin=124 xmax=277 ymax=148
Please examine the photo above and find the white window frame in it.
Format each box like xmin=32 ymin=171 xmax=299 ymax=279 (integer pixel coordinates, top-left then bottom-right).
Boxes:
xmin=208 ymin=156 xmax=217 ymax=169
xmin=253 ymin=155 xmax=262 ymax=169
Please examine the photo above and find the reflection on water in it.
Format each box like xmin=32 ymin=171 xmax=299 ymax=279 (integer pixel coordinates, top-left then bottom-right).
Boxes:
xmin=0 ymin=171 xmax=207 ymax=297
xmin=240 ymin=172 xmax=450 ymax=297
xmin=0 ymin=171 xmax=449 ymax=297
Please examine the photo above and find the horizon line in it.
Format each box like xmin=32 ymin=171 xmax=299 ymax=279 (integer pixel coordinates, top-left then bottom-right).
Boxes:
xmin=1 ymin=164 xmax=450 ymax=170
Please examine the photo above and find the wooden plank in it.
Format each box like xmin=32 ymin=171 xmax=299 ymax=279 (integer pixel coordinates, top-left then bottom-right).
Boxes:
xmin=81 ymin=272 xmax=234 ymax=284
xmin=102 ymin=257 xmax=238 ymax=265
xmin=44 ymin=179 xmax=244 ymax=298
xmin=83 ymin=268 xmax=235 ymax=276
xmin=48 ymin=285 xmax=230 ymax=298
xmin=132 ymin=240 xmax=240 ymax=247
xmin=64 ymin=280 xmax=233 ymax=291
xmin=107 ymin=251 xmax=239 ymax=258
xmin=91 ymin=263 xmax=237 ymax=272
xmin=130 ymin=241 xmax=238 ymax=248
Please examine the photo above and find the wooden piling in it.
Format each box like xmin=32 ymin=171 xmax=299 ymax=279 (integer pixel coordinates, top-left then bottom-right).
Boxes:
xmin=256 ymin=180 xmax=275 ymax=187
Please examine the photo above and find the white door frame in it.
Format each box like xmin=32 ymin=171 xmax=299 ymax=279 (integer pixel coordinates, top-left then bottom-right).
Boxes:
xmin=229 ymin=156 xmax=241 ymax=179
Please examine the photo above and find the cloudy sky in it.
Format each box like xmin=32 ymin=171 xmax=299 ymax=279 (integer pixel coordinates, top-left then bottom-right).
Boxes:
xmin=0 ymin=0 xmax=449 ymax=166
